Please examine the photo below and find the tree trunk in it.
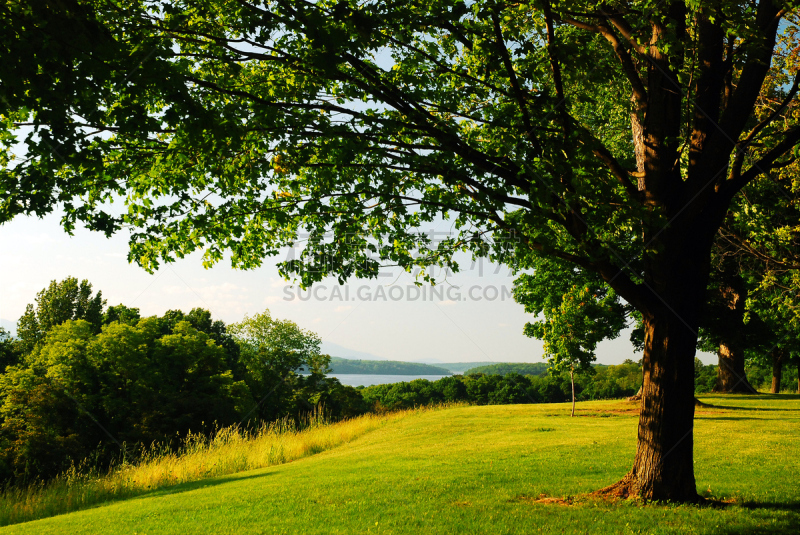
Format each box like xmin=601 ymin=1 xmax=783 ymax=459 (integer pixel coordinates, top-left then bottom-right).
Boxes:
xmin=770 ymin=348 xmax=785 ymax=394
xmin=715 ymin=340 xmax=755 ymax=393
xmin=570 ymin=367 xmax=575 ymax=417
xmin=797 ymin=361 xmax=799 ymax=395
xmin=713 ymin=274 xmax=755 ymax=393
xmin=598 ymin=228 xmax=708 ymax=502
xmin=596 ymin=311 xmax=701 ymax=502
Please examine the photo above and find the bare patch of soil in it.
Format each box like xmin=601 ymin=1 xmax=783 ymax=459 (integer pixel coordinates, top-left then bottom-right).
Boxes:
xmin=514 ymin=494 xmax=576 ymax=506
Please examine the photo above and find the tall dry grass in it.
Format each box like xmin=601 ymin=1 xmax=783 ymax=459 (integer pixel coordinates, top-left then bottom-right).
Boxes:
xmin=0 ymin=406 xmax=434 ymax=527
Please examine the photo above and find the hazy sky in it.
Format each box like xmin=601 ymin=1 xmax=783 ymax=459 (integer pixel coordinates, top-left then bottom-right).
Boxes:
xmin=0 ymin=211 xmax=717 ymax=365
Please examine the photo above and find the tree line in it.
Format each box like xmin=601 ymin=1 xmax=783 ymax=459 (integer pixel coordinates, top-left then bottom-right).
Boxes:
xmin=0 ymin=277 xmax=364 ymax=484
xmin=466 ymin=359 xmax=800 ymax=395
xmin=361 ymin=362 xmax=643 ymax=410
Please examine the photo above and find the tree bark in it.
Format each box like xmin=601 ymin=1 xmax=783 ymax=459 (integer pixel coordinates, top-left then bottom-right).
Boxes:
xmin=570 ymin=367 xmax=575 ymax=417
xmin=770 ymin=348 xmax=785 ymax=394
xmin=627 ymin=385 xmax=642 ymax=401
xmin=715 ymin=340 xmax=755 ymax=393
xmin=598 ymin=201 xmax=710 ymax=502
xmin=797 ymin=360 xmax=799 ymax=395
xmin=712 ymin=274 xmax=756 ymax=393
xmin=597 ymin=313 xmax=700 ymax=501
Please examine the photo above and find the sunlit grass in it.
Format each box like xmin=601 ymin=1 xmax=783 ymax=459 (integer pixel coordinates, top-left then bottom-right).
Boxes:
xmin=1 ymin=396 xmax=799 ymax=534
xmin=0 ymin=405 xmax=449 ymax=527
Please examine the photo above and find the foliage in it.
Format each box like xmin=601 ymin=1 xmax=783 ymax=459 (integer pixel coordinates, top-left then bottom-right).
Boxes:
xmin=514 ymin=256 xmax=627 ymax=370
xmin=0 ymin=318 xmax=251 ymax=483
xmin=434 ymin=361 xmax=508 ymax=374
xmin=0 ymin=329 xmax=19 ymax=372
xmin=228 ymin=310 xmax=332 ymax=422
xmin=694 ymin=359 xmax=719 ymax=394
xmin=0 ymin=276 xmax=369 ymax=486
xmin=16 ymin=277 xmax=105 ymax=354
xmin=102 ymin=304 xmax=141 ymax=327
xmin=745 ymin=359 xmax=799 ymax=393
xmin=157 ymin=307 xmax=241 ymax=374
xmin=514 ymin=257 xmax=627 ymax=414
xmin=329 ymin=357 xmax=451 ymax=376
xmin=3 ymin=1 xmax=795 ymax=320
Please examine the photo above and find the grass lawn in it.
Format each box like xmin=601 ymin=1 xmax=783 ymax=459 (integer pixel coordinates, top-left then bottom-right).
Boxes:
xmin=2 ymin=394 xmax=798 ymax=534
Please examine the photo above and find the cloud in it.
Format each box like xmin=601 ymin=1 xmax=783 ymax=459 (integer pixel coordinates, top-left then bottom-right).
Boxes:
xmin=270 ymin=277 xmax=291 ymax=289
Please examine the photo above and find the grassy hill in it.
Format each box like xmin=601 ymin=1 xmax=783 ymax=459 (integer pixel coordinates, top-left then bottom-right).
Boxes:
xmin=329 ymin=357 xmax=451 ymax=375
xmin=3 ymin=395 xmax=799 ymax=534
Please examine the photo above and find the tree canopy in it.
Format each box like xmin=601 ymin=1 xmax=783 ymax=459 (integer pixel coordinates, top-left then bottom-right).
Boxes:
xmin=16 ymin=277 xmax=106 ymax=354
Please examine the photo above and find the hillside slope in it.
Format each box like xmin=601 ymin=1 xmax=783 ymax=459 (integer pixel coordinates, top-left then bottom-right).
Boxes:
xmin=5 ymin=395 xmax=799 ymax=534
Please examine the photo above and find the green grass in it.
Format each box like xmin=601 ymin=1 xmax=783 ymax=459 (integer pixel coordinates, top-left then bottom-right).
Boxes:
xmin=0 ymin=407 xmax=431 ymax=526
xmin=2 ymin=394 xmax=799 ymax=534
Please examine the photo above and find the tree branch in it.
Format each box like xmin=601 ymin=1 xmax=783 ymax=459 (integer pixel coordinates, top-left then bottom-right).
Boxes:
xmin=733 ymin=125 xmax=800 ymax=190
xmin=491 ymin=12 xmax=534 ymax=133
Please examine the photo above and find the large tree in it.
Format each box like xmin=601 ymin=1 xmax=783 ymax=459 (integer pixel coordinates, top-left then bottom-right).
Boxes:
xmin=3 ymin=0 xmax=800 ymax=501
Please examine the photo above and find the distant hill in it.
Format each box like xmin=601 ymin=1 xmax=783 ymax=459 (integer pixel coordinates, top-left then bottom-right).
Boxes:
xmin=433 ymin=362 xmax=509 ymax=374
xmin=320 ymin=342 xmax=389 ymax=361
xmin=329 ymin=357 xmax=451 ymax=375
xmin=463 ymin=362 xmax=550 ymax=376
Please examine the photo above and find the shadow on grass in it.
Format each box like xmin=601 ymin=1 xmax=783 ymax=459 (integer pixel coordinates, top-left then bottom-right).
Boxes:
xmin=694 ymin=395 xmax=799 ymax=412
xmin=131 ymin=469 xmax=278 ymax=501
xmin=740 ymin=500 xmax=800 ymax=512
xmin=1 ymin=470 xmax=279 ymax=529
xmin=710 ymin=500 xmax=800 ymax=535
xmin=508 ymin=492 xmax=800 ymax=534
xmin=701 ymin=394 xmax=798 ymax=400
xmin=716 ymin=525 xmax=799 ymax=535
xmin=696 ymin=416 xmax=778 ymax=421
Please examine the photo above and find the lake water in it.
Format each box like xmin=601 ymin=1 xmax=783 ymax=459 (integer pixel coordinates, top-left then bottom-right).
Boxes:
xmin=330 ymin=374 xmax=452 ymax=387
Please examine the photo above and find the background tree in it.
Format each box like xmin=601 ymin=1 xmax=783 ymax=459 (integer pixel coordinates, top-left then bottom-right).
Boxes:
xmin=713 ymin=154 xmax=800 ymax=393
xmin=229 ymin=310 xmax=330 ymax=422
xmin=102 ymin=304 xmax=141 ymax=326
xmin=157 ymin=307 xmax=242 ymax=373
xmin=696 ymin=261 xmax=760 ymax=393
xmin=0 ymin=316 xmax=251 ymax=482
xmin=0 ymin=328 xmax=20 ymax=372
xmin=16 ymin=277 xmax=105 ymax=354
xmin=514 ymin=257 xmax=627 ymax=416
xmin=5 ymin=1 xmax=800 ymax=501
